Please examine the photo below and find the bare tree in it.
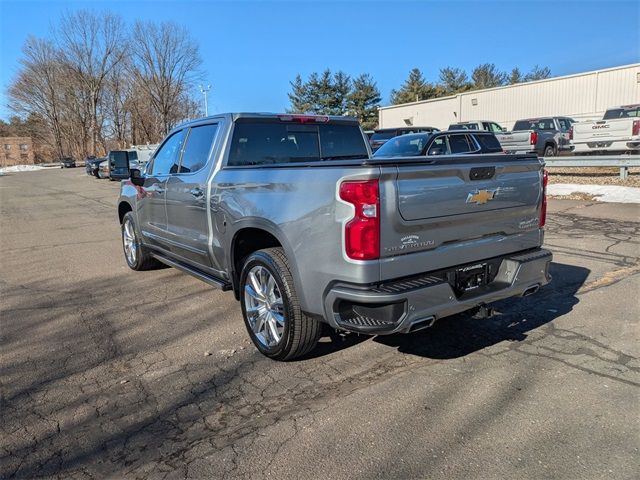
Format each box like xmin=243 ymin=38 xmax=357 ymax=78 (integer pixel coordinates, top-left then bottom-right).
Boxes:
xmin=9 ymin=37 xmax=66 ymax=158
xmin=130 ymin=20 xmax=202 ymax=135
xmin=56 ymin=10 xmax=127 ymax=156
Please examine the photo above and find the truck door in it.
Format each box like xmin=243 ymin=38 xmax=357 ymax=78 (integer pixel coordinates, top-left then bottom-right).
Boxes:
xmin=164 ymin=123 xmax=220 ymax=270
xmin=137 ymin=129 xmax=186 ymax=250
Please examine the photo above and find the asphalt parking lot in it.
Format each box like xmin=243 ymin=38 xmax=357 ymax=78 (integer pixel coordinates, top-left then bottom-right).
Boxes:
xmin=1 ymin=168 xmax=639 ymax=479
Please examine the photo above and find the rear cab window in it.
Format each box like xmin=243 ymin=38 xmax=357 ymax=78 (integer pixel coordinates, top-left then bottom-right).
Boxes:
xmin=603 ymin=106 xmax=640 ymax=119
xmin=370 ymin=130 xmax=397 ymax=142
xmin=227 ymin=118 xmax=368 ymax=166
xmin=513 ymin=118 xmax=556 ymax=131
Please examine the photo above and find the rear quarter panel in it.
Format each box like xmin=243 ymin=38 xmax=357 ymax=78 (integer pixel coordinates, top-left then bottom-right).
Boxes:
xmin=211 ymin=165 xmax=382 ymax=316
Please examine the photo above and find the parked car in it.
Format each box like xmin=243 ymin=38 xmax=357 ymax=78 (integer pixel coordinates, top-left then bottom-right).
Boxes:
xmin=98 ymin=159 xmax=110 ymax=179
xmin=85 ymin=157 xmax=105 ymax=177
xmin=448 ymin=121 xmax=506 ymax=133
xmin=571 ymin=105 xmax=640 ymax=154
xmin=496 ymin=117 xmax=575 ymax=156
xmin=109 ymin=146 xmax=159 ymax=181
xmin=117 ymin=113 xmax=551 ymax=360
xmin=60 ymin=157 xmax=76 ymax=168
xmin=369 ymin=126 xmax=439 ymax=152
xmin=373 ymin=130 xmax=504 ymax=157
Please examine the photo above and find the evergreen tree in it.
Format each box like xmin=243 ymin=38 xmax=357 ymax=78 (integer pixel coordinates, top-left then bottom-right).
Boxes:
xmin=347 ymin=73 xmax=381 ymax=130
xmin=288 ymin=74 xmax=313 ymax=113
xmin=288 ymin=69 xmax=351 ymax=115
xmin=471 ymin=63 xmax=507 ymax=89
xmin=390 ymin=68 xmax=436 ymax=105
xmin=509 ymin=67 xmax=523 ymax=84
xmin=438 ymin=67 xmax=471 ymax=94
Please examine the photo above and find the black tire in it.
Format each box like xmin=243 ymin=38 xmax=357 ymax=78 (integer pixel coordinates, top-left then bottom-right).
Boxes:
xmin=239 ymin=247 xmax=321 ymax=361
xmin=121 ymin=212 xmax=161 ymax=271
xmin=543 ymin=144 xmax=556 ymax=157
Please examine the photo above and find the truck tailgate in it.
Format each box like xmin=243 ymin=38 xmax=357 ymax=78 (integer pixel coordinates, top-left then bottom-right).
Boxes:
xmin=496 ymin=131 xmax=532 ymax=152
xmin=573 ymin=119 xmax=633 ymax=142
xmin=378 ymin=154 xmax=544 ymax=280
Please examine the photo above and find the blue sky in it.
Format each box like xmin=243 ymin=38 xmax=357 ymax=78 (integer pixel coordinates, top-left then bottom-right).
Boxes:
xmin=0 ymin=0 xmax=638 ymax=120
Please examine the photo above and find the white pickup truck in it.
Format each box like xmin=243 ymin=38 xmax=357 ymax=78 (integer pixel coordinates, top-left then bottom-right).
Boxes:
xmin=571 ymin=105 xmax=640 ymax=154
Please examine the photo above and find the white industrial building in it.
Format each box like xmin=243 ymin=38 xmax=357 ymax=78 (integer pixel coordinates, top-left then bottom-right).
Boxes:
xmin=378 ymin=63 xmax=640 ymax=131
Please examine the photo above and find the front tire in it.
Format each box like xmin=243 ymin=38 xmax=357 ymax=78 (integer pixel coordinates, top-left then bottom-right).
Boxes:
xmin=121 ymin=212 xmax=161 ymax=270
xmin=240 ymin=248 xmax=321 ymax=360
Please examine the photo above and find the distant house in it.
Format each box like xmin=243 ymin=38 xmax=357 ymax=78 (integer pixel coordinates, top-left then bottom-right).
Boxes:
xmin=1 ymin=137 xmax=35 ymax=167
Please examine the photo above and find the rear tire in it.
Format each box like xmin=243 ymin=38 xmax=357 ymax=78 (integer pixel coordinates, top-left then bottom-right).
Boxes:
xmin=543 ymin=144 xmax=556 ymax=157
xmin=240 ymin=247 xmax=321 ymax=360
xmin=121 ymin=212 xmax=161 ymax=271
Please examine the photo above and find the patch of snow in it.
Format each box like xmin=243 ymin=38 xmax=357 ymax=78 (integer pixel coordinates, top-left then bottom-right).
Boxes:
xmin=0 ymin=164 xmax=49 ymax=173
xmin=548 ymin=183 xmax=640 ymax=204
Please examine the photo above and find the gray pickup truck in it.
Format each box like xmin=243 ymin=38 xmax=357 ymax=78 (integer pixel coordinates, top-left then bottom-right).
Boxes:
xmin=496 ymin=117 xmax=575 ymax=156
xmin=118 ymin=113 xmax=552 ymax=360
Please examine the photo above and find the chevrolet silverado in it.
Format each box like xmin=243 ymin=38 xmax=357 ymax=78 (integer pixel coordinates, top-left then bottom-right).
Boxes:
xmin=117 ymin=113 xmax=552 ymax=360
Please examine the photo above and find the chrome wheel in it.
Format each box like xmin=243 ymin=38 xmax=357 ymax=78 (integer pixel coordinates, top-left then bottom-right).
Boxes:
xmin=243 ymin=265 xmax=285 ymax=347
xmin=123 ymin=218 xmax=137 ymax=265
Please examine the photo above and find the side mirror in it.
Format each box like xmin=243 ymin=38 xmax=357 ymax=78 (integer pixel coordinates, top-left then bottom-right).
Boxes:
xmin=130 ymin=168 xmax=144 ymax=186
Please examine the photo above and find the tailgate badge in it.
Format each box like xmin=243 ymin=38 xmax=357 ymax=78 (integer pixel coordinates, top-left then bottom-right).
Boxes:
xmin=466 ymin=189 xmax=497 ymax=205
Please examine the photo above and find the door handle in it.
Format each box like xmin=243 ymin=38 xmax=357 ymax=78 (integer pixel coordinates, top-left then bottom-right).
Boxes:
xmin=190 ymin=187 xmax=204 ymax=198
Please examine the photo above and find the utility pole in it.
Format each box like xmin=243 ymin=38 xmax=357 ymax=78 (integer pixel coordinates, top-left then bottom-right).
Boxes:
xmin=199 ymin=84 xmax=211 ymax=116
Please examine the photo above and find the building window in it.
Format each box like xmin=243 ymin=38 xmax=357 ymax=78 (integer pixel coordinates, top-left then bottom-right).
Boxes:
xmin=20 ymin=144 xmax=28 ymax=151
xmin=20 ymin=153 xmax=28 ymax=160
xmin=4 ymin=144 xmax=10 ymax=151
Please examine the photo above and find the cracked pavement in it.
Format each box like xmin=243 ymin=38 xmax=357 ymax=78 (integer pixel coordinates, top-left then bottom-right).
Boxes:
xmin=1 ymin=168 xmax=639 ymax=479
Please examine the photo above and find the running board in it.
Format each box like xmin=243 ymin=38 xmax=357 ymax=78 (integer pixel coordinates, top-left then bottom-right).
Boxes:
xmin=151 ymin=253 xmax=232 ymax=291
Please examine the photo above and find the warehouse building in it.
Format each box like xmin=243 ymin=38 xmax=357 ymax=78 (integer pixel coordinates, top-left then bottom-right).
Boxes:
xmin=378 ymin=63 xmax=640 ymax=131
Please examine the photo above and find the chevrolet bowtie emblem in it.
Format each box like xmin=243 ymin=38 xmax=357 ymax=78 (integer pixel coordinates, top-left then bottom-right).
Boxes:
xmin=466 ymin=189 xmax=497 ymax=205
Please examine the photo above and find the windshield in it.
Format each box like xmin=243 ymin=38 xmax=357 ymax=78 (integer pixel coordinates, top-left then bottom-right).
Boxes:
xmin=373 ymin=133 xmax=431 ymax=157
xmin=227 ymin=121 xmax=368 ymax=166
xmin=603 ymin=107 xmax=640 ymax=119
xmin=513 ymin=119 xmax=556 ymax=131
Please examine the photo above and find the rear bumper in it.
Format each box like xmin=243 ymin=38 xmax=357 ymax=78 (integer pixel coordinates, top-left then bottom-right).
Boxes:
xmin=572 ymin=138 xmax=640 ymax=153
xmin=323 ymin=248 xmax=552 ymax=334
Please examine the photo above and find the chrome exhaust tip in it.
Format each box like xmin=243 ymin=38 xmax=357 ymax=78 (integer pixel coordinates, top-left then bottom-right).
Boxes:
xmin=522 ymin=284 xmax=541 ymax=297
xmin=408 ymin=316 xmax=436 ymax=333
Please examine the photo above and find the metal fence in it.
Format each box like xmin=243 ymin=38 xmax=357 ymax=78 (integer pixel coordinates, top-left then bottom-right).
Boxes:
xmin=542 ymin=155 xmax=640 ymax=180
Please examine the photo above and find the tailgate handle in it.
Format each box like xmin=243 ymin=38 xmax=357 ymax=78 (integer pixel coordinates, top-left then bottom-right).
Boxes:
xmin=469 ymin=166 xmax=495 ymax=181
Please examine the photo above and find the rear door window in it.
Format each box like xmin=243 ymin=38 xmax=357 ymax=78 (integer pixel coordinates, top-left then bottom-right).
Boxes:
xmin=179 ymin=124 xmax=219 ymax=173
xmin=475 ymin=134 xmax=503 ymax=152
xmin=448 ymin=134 xmax=476 ymax=154
xmin=227 ymin=121 xmax=368 ymax=166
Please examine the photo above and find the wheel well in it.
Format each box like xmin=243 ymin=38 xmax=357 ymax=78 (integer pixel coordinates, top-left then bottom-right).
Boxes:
xmin=118 ymin=202 xmax=132 ymax=224
xmin=231 ymin=228 xmax=282 ymax=299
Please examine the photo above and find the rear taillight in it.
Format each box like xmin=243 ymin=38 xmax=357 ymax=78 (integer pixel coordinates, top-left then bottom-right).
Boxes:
xmin=339 ymin=180 xmax=380 ymax=260
xmin=569 ymin=127 xmax=573 ymax=140
xmin=530 ymin=131 xmax=538 ymax=145
xmin=540 ymin=169 xmax=548 ymax=228
xmin=632 ymin=120 xmax=640 ymax=136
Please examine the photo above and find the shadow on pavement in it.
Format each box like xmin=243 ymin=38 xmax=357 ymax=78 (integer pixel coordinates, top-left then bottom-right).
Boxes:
xmin=374 ymin=262 xmax=590 ymax=358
